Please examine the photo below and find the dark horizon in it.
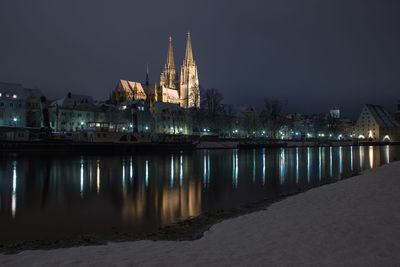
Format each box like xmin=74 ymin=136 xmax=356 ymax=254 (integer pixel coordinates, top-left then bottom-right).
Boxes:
xmin=1 ymin=0 xmax=399 ymax=119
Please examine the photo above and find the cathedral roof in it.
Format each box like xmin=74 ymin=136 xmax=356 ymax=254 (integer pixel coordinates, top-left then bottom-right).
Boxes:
xmin=118 ymin=80 xmax=146 ymax=96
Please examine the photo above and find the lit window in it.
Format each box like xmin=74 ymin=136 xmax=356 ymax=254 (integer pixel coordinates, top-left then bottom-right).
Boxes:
xmin=12 ymin=94 xmax=17 ymax=99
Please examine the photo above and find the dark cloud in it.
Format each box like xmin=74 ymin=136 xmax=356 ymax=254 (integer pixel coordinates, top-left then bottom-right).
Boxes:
xmin=1 ymin=0 xmax=399 ymax=118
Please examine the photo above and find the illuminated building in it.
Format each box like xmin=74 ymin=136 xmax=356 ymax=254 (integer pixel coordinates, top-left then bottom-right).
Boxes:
xmin=329 ymin=107 xmax=340 ymax=119
xmin=0 ymin=82 xmax=43 ymax=128
xmin=110 ymin=33 xmax=200 ymax=109
xmin=355 ymin=104 xmax=400 ymax=141
xmin=111 ymin=80 xmax=147 ymax=104
xmin=48 ymin=92 xmax=106 ymax=131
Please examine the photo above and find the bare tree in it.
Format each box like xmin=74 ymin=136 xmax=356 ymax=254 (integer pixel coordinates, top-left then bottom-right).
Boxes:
xmin=201 ymin=88 xmax=223 ymax=115
xmin=189 ymin=89 xmax=201 ymax=108
xmin=260 ymin=98 xmax=286 ymax=138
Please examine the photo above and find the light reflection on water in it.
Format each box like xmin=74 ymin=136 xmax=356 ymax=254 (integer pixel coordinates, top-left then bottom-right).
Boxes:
xmin=296 ymin=148 xmax=299 ymax=183
xmin=307 ymin=147 xmax=311 ymax=182
xmin=360 ymin=146 xmax=364 ymax=169
xmin=0 ymin=145 xmax=399 ymax=243
xmin=318 ymin=147 xmax=322 ymax=180
xmin=369 ymin=146 xmax=374 ymax=169
xmin=350 ymin=146 xmax=354 ymax=172
xmin=11 ymin=161 xmax=16 ymax=218
xmin=80 ymin=157 xmax=84 ymax=198
xmin=97 ymin=160 xmax=100 ymax=194
xmin=339 ymin=146 xmax=343 ymax=176
xmin=262 ymin=148 xmax=266 ymax=186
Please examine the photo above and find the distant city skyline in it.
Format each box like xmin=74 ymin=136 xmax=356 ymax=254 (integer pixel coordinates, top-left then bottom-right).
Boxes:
xmin=1 ymin=0 xmax=399 ymax=119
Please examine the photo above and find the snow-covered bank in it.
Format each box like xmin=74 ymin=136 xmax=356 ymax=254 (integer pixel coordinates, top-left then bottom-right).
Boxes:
xmin=2 ymin=162 xmax=400 ymax=266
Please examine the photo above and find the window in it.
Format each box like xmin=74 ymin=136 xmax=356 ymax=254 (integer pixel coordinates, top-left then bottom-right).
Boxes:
xmin=0 ymin=102 xmax=3 ymax=107
xmin=10 ymin=103 xmax=13 ymax=107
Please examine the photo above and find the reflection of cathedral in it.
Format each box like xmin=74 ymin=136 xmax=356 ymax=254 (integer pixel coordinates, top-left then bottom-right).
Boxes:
xmin=111 ymin=33 xmax=200 ymax=108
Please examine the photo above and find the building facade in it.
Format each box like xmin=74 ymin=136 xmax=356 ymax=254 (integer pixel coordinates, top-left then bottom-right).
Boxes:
xmin=48 ymin=93 xmax=106 ymax=132
xmin=0 ymin=82 xmax=43 ymax=128
xmin=355 ymin=104 xmax=400 ymax=141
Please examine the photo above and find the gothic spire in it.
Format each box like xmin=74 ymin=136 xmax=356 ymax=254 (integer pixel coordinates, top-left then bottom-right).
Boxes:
xmin=166 ymin=36 xmax=175 ymax=68
xmin=184 ymin=32 xmax=194 ymax=64
xmin=160 ymin=36 xmax=178 ymax=89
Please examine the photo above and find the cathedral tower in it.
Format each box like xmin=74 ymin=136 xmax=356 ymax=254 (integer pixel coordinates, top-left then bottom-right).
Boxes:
xmin=160 ymin=36 xmax=179 ymax=89
xmin=180 ymin=32 xmax=200 ymax=108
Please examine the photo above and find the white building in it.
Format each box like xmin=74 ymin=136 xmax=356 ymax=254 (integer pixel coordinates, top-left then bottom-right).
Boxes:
xmin=355 ymin=104 xmax=400 ymax=141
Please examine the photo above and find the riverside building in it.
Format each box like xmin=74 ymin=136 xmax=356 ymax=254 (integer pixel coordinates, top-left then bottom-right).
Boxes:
xmin=355 ymin=104 xmax=400 ymax=141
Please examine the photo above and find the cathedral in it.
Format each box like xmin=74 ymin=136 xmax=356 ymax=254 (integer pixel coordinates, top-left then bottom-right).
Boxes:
xmin=111 ymin=33 xmax=200 ymax=108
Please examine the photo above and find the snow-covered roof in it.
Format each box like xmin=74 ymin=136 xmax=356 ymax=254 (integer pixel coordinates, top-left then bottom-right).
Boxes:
xmin=52 ymin=93 xmax=94 ymax=108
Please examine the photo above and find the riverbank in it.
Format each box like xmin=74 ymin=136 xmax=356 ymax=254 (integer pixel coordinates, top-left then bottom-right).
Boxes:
xmin=1 ymin=161 xmax=399 ymax=266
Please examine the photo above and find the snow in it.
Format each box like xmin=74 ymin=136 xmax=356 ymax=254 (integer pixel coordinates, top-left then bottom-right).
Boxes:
xmin=2 ymin=161 xmax=400 ymax=266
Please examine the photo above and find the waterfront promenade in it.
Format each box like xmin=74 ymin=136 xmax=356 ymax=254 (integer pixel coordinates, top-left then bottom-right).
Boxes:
xmin=1 ymin=161 xmax=399 ymax=266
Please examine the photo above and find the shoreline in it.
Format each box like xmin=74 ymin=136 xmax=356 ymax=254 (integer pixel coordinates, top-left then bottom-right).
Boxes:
xmin=1 ymin=162 xmax=399 ymax=265
xmin=0 ymin=171 xmax=358 ymax=254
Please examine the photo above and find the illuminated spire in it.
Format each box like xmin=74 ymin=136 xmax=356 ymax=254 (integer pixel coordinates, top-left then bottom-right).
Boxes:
xmin=160 ymin=36 xmax=178 ymax=89
xmin=184 ymin=32 xmax=194 ymax=64
xmin=180 ymin=32 xmax=200 ymax=108
xmin=166 ymin=36 xmax=175 ymax=68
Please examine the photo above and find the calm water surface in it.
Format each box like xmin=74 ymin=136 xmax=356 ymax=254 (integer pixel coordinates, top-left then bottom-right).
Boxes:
xmin=0 ymin=145 xmax=399 ymax=242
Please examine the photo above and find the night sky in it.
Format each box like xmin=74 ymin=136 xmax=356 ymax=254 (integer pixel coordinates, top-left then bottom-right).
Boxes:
xmin=1 ymin=0 xmax=399 ymax=118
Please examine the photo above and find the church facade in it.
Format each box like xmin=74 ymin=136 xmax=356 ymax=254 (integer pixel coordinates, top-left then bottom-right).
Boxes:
xmin=111 ymin=33 xmax=200 ymax=108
